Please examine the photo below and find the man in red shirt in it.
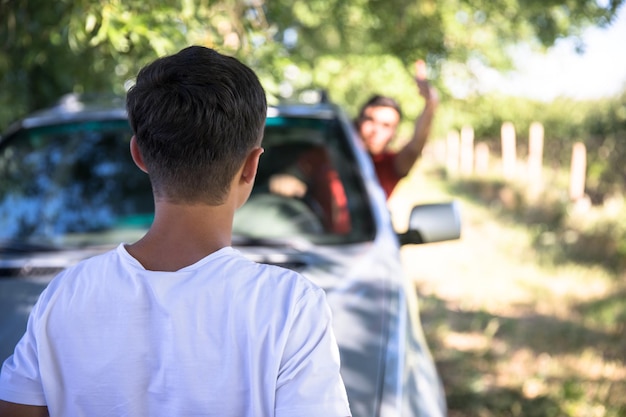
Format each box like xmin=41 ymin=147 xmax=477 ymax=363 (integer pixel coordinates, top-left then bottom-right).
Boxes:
xmin=268 ymin=60 xmax=438 ymax=215
xmin=355 ymin=60 xmax=439 ymax=199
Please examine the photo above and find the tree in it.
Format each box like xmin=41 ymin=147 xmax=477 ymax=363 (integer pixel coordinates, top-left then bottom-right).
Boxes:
xmin=0 ymin=0 xmax=279 ymax=130
xmin=0 ymin=0 xmax=623 ymax=131
xmin=264 ymin=0 xmax=623 ymax=110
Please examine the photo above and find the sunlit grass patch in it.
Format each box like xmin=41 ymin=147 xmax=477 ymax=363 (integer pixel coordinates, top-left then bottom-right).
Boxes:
xmin=397 ymin=170 xmax=626 ymax=417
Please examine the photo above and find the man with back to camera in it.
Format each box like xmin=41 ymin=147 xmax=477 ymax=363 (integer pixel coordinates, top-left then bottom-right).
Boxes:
xmin=355 ymin=59 xmax=439 ymax=199
xmin=0 ymin=46 xmax=351 ymax=417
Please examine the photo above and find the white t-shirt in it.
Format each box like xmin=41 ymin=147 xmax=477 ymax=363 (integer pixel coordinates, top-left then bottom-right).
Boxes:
xmin=0 ymin=244 xmax=351 ymax=417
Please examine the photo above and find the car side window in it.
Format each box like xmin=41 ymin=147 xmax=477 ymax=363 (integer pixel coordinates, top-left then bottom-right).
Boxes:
xmin=233 ymin=116 xmax=375 ymax=244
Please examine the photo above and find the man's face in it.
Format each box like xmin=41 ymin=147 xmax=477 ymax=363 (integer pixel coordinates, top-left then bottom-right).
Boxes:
xmin=358 ymin=106 xmax=400 ymax=155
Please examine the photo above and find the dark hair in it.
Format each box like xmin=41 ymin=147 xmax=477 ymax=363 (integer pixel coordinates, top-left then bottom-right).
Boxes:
xmin=126 ymin=46 xmax=267 ymax=205
xmin=355 ymin=95 xmax=402 ymax=127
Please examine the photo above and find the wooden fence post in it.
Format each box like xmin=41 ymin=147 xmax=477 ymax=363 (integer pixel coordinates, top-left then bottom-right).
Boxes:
xmin=501 ymin=122 xmax=517 ymax=179
xmin=474 ymin=142 xmax=490 ymax=175
xmin=460 ymin=125 xmax=474 ymax=175
xmin=569 ymin=142 xmax=587 ymax=201
xmin=527 ymin=121 xmax=544 ymax=187
xmin=446 ymin=130 xmax=460 ymax=175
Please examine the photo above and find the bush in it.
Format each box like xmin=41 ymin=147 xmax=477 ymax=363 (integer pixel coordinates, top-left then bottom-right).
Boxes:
xmin=437 ymin=88 xmax=626 ymax=204
xmin=450 ymin=176 xmax=626 ymax=273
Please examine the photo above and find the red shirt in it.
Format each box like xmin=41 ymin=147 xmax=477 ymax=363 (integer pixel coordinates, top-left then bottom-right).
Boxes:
xmin=372 ymin=151 xmax=401 ymax=199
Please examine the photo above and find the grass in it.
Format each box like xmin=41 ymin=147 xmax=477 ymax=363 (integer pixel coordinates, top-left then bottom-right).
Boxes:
xmin=390 ymin=166 xmax=626 ymax=417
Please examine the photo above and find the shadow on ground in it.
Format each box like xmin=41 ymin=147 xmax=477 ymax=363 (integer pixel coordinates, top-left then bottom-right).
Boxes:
xmin=416 ymin=289 xmax=626 ymax=417
xmin=395 ymin=169 xmax=626 ymax=416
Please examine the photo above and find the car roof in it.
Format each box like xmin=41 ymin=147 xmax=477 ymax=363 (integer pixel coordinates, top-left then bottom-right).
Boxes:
xmin=2 ymin=92 xmax=341 ymax=138
xmin=2 ymin=94 xmax=129 ymax=137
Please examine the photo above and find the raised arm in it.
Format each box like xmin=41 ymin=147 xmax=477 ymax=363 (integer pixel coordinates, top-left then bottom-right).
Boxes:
xmin=393 ymin=59 xmax=439 ymax=178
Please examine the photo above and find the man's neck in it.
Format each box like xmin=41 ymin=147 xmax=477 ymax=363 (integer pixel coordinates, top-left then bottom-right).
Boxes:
xmin=125 ymin=201 xmax=234 ymax=272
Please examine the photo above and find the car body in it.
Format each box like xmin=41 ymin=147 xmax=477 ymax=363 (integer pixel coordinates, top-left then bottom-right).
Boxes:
xmin=0 ymin=93 xmax=461 ymax=416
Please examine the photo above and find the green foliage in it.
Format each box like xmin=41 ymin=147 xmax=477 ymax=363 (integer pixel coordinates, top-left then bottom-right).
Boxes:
xmin=0 ymin=0 xmax=282 ymax=129
xmin=441 ymin=94 xmax=591 ymax=143
xmin=442 ymin=90 xmax=626 ymax=203
xmin=581 ymin=91 xmax=626 ymax=200
xmin=446 ymin=171 xmax=626 ymax=273
xmin=311 ymin=55 xmax=421 ymax=119
xmin=1 ymin=0 xmax=624 ymax=132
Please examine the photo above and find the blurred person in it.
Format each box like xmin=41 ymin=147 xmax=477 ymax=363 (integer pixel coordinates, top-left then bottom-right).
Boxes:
xmin=355 ymin=59 xmax=439 ymax=199
xmin=265 ymin=144 xmax=351 ymax=234
xmin=0 ymin=46 xmax=351 ymax=417
xmin=270 ymin=60 xmax=438 ymax=203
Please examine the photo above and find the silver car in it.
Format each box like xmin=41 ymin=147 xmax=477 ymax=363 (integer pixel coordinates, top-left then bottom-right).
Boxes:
xmin=0 ymin=93 xmax=460 ymax=416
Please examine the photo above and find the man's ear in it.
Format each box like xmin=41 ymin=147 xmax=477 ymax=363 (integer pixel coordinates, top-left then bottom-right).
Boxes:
xmin=241 ymin=147 xmax=264 ymax=184
xmin=130 ymin=136 xmax=148 ymax=173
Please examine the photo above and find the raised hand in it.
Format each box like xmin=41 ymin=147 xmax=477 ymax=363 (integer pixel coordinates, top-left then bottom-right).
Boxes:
xmin=414 ymin=59 xmax=438 ymax=105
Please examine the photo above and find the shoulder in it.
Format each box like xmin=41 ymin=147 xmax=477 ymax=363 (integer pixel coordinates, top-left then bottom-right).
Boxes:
xmin=38 ymin=247 xmax=122 ymax=298
xmin=222 ymin=249 xmax=325 ymax=302
xmin=244 ymin=252 xmax=321 ymax=291
xmin=55 ymin=247 xmax=122 ymax=280
xmin=21 ymin=248 xmax=122 ymax=328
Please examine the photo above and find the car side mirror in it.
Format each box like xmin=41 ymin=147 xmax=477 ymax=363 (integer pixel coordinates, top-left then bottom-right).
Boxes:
xmin=398 ymin=201 xmax=461 ymax=245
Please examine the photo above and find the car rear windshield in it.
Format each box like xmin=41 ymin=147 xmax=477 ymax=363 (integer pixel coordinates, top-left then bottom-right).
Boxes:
xmin=0 ymin=116 xmax=375 ymax=248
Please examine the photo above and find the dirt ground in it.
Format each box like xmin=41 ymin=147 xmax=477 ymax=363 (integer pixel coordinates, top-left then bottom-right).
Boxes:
xmin=389 ymin=171 xmax=626 ymax=417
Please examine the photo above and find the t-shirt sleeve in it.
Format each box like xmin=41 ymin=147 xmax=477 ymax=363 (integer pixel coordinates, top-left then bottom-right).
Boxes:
xmin=0 ymin=295 xmax=47 ymax=406
xmin=275 ymin=287 xmax=351 ymax=417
